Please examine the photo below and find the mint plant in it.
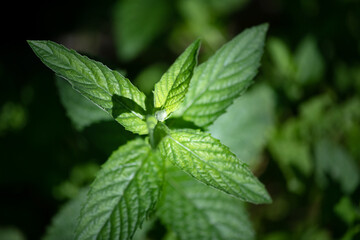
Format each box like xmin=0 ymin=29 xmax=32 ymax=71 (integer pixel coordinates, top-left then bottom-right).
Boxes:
xmin=28 ymin=23 xmax=270 ymax=240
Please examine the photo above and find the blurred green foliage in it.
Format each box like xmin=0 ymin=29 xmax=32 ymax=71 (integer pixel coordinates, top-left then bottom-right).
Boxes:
xmin=0 ymin=102 xmax=27 ymax=136
xmin=113 ymin=0 xmax=172 ymax=61
xmin=209 ymin=84 xmax=275 ymax=168
xmin=56 ymin=77 xmax=112 ymax=131
xmin=1 ymin=0 xmax=360 ymax=239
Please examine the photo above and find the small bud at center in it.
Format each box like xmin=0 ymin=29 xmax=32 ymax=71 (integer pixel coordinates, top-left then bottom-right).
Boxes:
xmin=155 ymin=110 xmax=167 ymax=122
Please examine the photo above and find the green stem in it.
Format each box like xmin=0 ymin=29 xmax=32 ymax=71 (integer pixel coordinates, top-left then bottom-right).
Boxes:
xmin=146 ymin=115 xmax=158 ymax=149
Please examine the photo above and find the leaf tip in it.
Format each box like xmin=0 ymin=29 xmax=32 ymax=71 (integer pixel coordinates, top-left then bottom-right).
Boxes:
xmin=255 ymin=186 xmax=272 ymax=204
xmin=194 ymin=38 xmax=202 ymax=46
xmin=258 ymin=22 xmax=270 ymax=33
xmin=27 ymin=40 xmax=37 ymax=49
xmin=27 ymin=40 xmax=44 ymax=48
xmin=27 ymin=40 xmax=51 ymax=55
xmin=187 ymin=38 xmax=202 ymax=55
xmin=193 ymin=38 xmax=202 ymax=53
xmin=262 ymin=192 xmax=273 ymax=204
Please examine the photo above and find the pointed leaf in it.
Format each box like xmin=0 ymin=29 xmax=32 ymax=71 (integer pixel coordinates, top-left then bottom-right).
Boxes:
xmin=174 ymin=24 xmax=268 ymax=127
xmin=28 ymin=40 xmax=148 ymax=134
xmin=154 ymin=40 xmax=201 ymax=121
xmin=158 ymin=167 xmax=255 ymax=240
xmin=158 ymin=128 xmax=271 ymax=204
xmin=76 ymin=139 xmax=163 ymax=240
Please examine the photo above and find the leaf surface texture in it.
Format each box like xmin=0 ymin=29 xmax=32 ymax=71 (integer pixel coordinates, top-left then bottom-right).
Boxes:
xmin=158 ymin=129 xmax=271 ymax=204
xmin=28 ymin=40 xmax=148 ymax=134
xmin=154 ymin=40 xmax=201 ymax=121
xmin=76 ymin=139 xmax=163 ymax=240
xmin=174 ymin=24 xmax=268 ymax=127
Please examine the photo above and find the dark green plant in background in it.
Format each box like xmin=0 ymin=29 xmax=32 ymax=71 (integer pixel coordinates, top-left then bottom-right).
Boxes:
xmin=28 ymin=24 xmax=270 ymax=240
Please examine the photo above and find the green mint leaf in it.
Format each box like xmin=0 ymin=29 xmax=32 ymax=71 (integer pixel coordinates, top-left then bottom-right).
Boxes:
xmin=158 ymin=167 xmax=255 ymax=240
xmin=28 ymin=40 xmax=148 ymax=135
xmin=154 ymin=40 xmax=201 ymax=121
xmin=158 ymin=128 xmax=271 ymax=204
xmin=174 ymin=24 xmax=268 ymax=127
xmin=76 ymin=139 xmax=163 ymax=240
xmin=56 ymin=76 xmax=112 ymax=131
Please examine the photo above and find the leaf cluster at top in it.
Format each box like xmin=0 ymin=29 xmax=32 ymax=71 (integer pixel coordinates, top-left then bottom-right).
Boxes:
xmin=28 ymin=23 xmax=270 ymax=240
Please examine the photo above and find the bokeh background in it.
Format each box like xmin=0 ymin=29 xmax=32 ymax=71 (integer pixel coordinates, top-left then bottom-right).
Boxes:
xmin=1 ymin=0 xmax=360 ymax=239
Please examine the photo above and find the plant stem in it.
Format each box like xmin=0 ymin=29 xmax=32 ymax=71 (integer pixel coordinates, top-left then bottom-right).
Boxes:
xmin=146 ymin=115 xmax=158 ymax=149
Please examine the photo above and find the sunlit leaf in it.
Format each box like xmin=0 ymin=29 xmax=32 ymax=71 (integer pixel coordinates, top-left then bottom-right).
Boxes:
xmin=174 ymin=24 xmax=268 ymax=127
xmin=158 ymin=128 xmax=271 ymax=204
xmin=76 ymin=139 xmax=163 ymax=240
xmin=28 ymin=40 xmax=148 ymax=134
xmin=154 ymin=40 xmax=201 ymax=121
